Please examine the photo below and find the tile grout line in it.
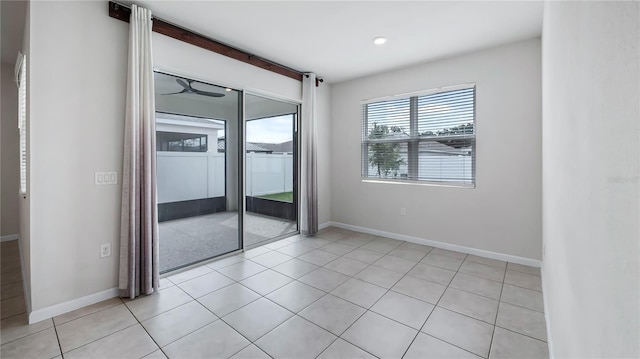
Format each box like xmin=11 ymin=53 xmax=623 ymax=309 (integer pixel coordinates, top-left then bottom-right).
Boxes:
xmin=215 ymin=299 xmax=295 ymax=355
xmin=0 ymin=291 xmax=27 ymax=302
xmin=217 ymin=235 xmax=388 ymax=358
xmin=0 ymin=310 xmax=28 ymax=322
xmin=0 ymin=255 xmax=29 ymax=346
xmin=0 ymin=318 xmax=51 ymax=347
xmin=120 ymin=296 xmax=170 ymax=358
xmin=494 ymin=325 xmax=549 ymax=344
xmin=52 ymin=299 xmax=123 ymax=327
xmin=57 ymin=321 xmax=140 ymax=357
xmin=6 ymin=229 xmax=544 ymax=358
xmin=56 ymin=285 xmax=214 ymax=356
xmin=140 ymin=299 xmax=219 ymax=348
xmin=452 ymin=267 xmax=542 ymax=293
xmin=308 ymin=235 xmax=500 ymax=358
xmin=362 ymin=247 xmax=431 ymax=358
xmin=409 ymin=252 xmax=516 ymax=358
xmin=306 ymin=238 xmax=409 ymax=358
xmin=486 ymin=265 xmax=509 ymax=358
xmin=401 ymin=251 xmax=475 ymax=358
xmin=175 ymin=276 xmax=269 ymax=358
xmin=326 ymin=242 xmax=431 ymax=359
xmin=399 ymin=262 xmax=443 ymax=359
xmin=175 ymin=251 xmax=345 ymax=357
xmin=215 ymin=234 xmax=351 ymax=351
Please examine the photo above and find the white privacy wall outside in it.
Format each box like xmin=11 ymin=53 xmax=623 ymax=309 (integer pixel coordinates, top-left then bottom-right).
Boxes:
xmin=157 ymin=152 xmax=293 ymax=203
xmin=331 ymin=39 xmax=542 ymax=260
xmin=366 ymin=154 xmax=472 ymax=183
xmin=156 ymin=152 xmax=225 ymax=203
xmin=246 ymin=153 xmax=293 ymax=197
xmin=542 ymin=1 xmax=639 ymax=357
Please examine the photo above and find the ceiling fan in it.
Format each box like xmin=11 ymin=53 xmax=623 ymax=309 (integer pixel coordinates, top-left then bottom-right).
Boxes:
xmin=162 ymin=78 xmax=225 ymax=98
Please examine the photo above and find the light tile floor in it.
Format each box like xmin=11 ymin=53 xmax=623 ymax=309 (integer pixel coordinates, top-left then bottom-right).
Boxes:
xmin=0 ymin=227 xmax=549 ymax=358
xmin=1 ymin=241 xmax=26 ymax=321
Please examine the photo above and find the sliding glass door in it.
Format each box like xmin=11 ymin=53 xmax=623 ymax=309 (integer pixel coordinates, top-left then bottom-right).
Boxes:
xmin=153 ymin=73 xmax=300 ymax=273
xmin=154 ymin=72 xmax=242 ymax=273
xmin=244 ymin=93 xmax=299 ymax=247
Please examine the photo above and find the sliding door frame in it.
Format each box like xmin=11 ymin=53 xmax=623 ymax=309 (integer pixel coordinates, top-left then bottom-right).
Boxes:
xmin=242 ymin=91 xmax=301 ymax=250
xmin=153 ymin=67 xmax=302 ymax=276
xmin=154 ymin=68 xmax=246 ymax=274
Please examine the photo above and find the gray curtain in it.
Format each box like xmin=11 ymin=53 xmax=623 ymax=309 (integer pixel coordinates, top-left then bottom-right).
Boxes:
xmin=301 ymin=73 xmax=318 ymax=235
xmin=119 ymin=4 xmax=159 ymax=299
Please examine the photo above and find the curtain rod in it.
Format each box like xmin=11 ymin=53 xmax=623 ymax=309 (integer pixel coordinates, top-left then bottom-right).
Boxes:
xmin=108 ymin=1 xmax=323 ymax=86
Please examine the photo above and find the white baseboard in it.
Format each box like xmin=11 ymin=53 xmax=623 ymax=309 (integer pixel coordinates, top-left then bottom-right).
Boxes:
xmin=29 ymin=287 xmax=118 ymax=324
xmin=326 ymin=221 xmax=542 ymax=268
xmin=319 ymin=222 xmax=332 ymax=230
xmin=1 ymin=234 xmax=19 ymax=242
xmin=540 ymin=265 xmax=555 ymax=358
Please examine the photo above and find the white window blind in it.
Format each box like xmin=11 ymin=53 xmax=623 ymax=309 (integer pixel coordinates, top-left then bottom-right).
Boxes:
xmin=362 ymin=84 xmax=475 ymax=186
xmin=17 ymin=54 xmax=27 ymax=194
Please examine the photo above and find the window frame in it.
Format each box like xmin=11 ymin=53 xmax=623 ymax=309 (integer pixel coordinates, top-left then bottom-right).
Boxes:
xmin=156 ymin=131 xmax=208 ymax=153
xmin=361 ymin=83 xmax=476 ymax=188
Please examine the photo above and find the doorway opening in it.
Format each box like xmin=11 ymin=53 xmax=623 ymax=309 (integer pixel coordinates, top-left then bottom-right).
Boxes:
xmin=154 ymin=72 xmax=242 ymax=273
xmin=244 ymin=93 xmax=299 ymax=247
xmin=154 ymin=73 xmax=300 ymax=273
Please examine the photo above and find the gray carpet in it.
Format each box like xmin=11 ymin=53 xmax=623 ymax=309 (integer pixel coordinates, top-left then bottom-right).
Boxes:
xmin=159 ymin=212 xmax=296 ymax=273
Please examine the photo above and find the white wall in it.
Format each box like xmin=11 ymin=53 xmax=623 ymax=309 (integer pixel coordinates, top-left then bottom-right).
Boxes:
xmin=29 ymin=1 xmax=128 ymax=313
xmin=542 ymin=2 xmax=639 ymax=357
xmin=331 ymin=39 xmax=542 ymax=260
xmin=1 ymin=63 xmax=20 ymax=237
xmin=26 ymin=1 xmax=331 ymax=317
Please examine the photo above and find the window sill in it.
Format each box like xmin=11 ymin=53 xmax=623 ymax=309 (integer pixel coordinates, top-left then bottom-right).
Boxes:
xmin=361 ymin=178 xmax=475 ymax=189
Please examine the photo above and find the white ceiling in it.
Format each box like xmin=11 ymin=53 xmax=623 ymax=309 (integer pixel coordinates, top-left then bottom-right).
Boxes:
xmin=135 ymin=1 xmax=543 ymax=83
xmin=0 ymin=1 xmax=543 ymax=80
xmin=155 ymin=72 xmax=298 ymax=121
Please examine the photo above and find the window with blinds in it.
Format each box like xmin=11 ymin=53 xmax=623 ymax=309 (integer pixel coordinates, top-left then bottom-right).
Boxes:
xmin=361 ymin=84 xmax=475 ymax=186
xmin=18 ymin=55 xmax=27 ymax=194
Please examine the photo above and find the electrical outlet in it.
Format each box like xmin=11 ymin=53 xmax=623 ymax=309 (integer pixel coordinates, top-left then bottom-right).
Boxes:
xmin=100 ymin=243 xmax=111 ymax=258
xmin=400 ymin=207 xmax=406 ymax=216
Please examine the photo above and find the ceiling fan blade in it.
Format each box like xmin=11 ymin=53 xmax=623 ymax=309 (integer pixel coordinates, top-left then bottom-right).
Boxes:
xmin=191 ymin=88 xmax=225 ymax=97
xmin=161 ymin=89 xmax=189 ymax=95
xmin=175 ymin=78 xmax=191 ymax=90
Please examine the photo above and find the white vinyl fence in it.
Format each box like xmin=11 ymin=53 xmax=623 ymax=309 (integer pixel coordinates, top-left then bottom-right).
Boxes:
xmin=246 ymin=153 xmax=293 ymax=197
xmin=367 ymin=154 xmax=473 ymax=183
xmin=157 ymin=152 xmax=293 ymax=204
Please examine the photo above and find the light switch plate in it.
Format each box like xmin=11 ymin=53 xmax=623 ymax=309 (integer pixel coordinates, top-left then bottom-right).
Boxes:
xmin=95 ymin=171 xmax=118 ymax=185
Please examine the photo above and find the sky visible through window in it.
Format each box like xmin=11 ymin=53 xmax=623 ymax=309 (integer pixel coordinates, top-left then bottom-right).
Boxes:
xmin=246 ymin=115 xmax=294 ymax=143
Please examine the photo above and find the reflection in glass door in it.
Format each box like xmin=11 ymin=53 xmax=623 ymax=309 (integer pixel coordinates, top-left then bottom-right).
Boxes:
xmin=244 ymin=94 xmax=299 ymax=247
xmin=154 ymin=72 xmax=242 ymax=273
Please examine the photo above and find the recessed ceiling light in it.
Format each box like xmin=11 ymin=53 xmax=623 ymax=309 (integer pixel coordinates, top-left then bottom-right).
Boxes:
xmin=373 ymin=36 xmax=387 ymax=45
xmin=225 ymin=88 xmax=232 ymax=92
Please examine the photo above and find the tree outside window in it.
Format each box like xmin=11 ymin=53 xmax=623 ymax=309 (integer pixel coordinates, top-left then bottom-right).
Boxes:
xmin=368 ymin=123 xmax=405 ymax=178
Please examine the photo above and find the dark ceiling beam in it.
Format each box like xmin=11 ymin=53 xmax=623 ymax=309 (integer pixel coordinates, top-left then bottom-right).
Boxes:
xmin=108 ymin=1 xmax=323 ymax=86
